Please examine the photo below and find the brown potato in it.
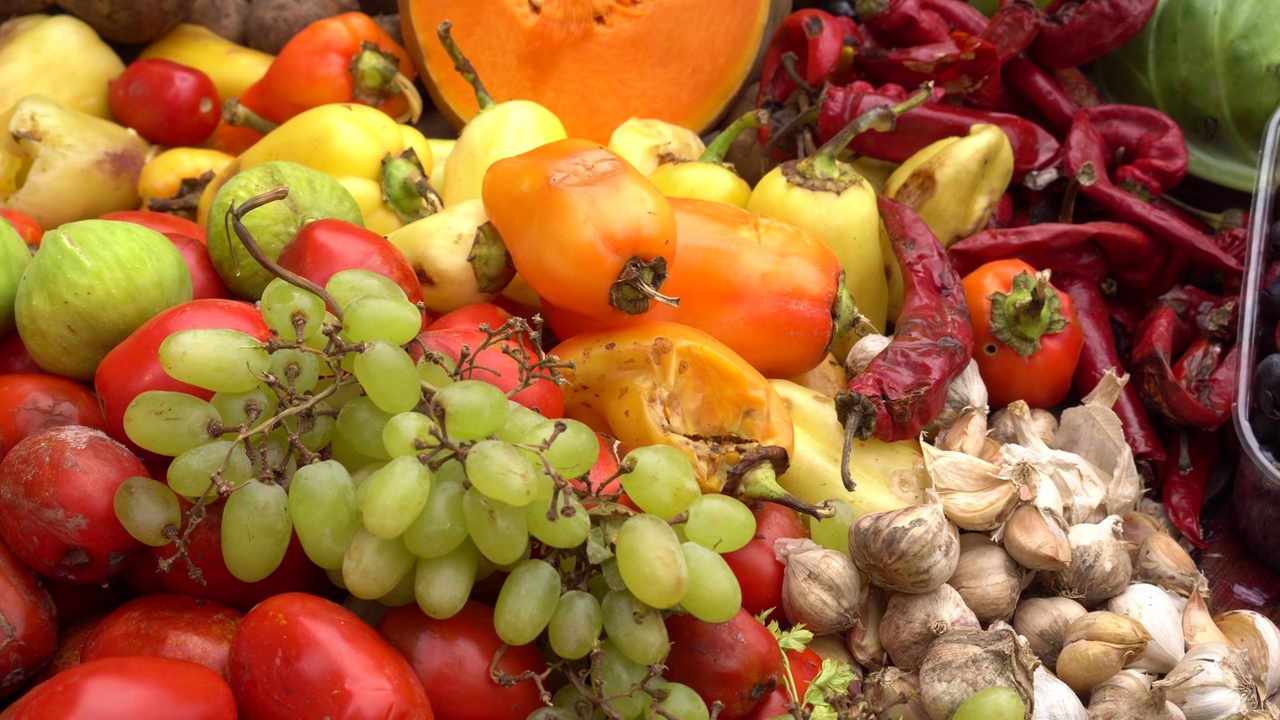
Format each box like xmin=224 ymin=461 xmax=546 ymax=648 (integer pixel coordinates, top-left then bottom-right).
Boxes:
xmin=0 ymin=0 xmax=55 ymax=21
xmin=54 ymin=0 xmax=193 ymax=44
xmin=245 ymin=0 xmax=357 ymax=54
xmin=185 ymin=0 xmax=250 ymax=44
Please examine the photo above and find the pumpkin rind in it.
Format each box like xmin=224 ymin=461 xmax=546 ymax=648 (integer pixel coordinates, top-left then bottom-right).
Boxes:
xmin=399 ymin=0 xmax=777 ymax=143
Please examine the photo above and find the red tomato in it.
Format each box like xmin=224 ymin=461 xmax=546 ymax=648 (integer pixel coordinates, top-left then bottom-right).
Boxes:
xmin=108 ymin=59 xmax=221 ymax=147
xmin=0 ymin=209 xmax=42 ymax=248
xmin=0 ymin=537 xmax=57 ymax=698
xmin=21 ymin=611 xmax=106 ymax=688
xmin=662 ymin=608 xmax=787 ymax=720
xmin=99 ymin=211 xmax=206 ymax=245
xmin=229 ymin=592 xmax=434 ymax=720
xmin=0 ymin=374 xmax=107 ymax=457
xmin=0 ymin=332 xmax=42 ymax=375
xmin=739 ymin=646 xmax=824 ymax=720
xmin=427 ymin=302 xmax=515 ymax=333
xmin=276 ymin=218 xmax=426 ymax=308
xmin=0 ymin=656 xmax=237 ymax=720
xmin=375 ymin=600 xmax=544 ymax=720
xmin=411 ymin=326 xmax=564 ymax=418
xmin=164 ymin=232 xmax=231 ymax=300
xmin=93 ymin=299 xmax=269 ymax=454
xmin=42 ymin=577 xmax=137 ymax=629
xmin=0 ymin=425 xmax=146 ymax=584
xmin=721 ymin=502 xmax=809 ymax=625
xmin=79 ymin=594 xmax=243 ymax=681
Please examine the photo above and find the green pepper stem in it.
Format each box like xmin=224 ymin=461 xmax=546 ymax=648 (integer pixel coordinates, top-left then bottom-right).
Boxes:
xmin=798 ymin=83 xmax=933 ymax=181
xmin=437 ymin=20 xmax=495 ymax=112
xmin=987 ymin=269 xmax=1067 ymax=357
xmin=724 ymin=446 xmax=836 ymax=520
xmin=698 ymin=109 xmax=768 ymax=165
xmin=609 ymin=256 xmax=680 ymax=314
xmin=221 ymin=98 xmax=279 ymax=136
xmin=1159 ymin=192 xmax=1247 ymax=232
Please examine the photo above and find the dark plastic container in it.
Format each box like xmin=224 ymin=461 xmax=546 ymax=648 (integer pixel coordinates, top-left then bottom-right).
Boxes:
xmin=1233 ymin=106 xmax=1280 ymax=570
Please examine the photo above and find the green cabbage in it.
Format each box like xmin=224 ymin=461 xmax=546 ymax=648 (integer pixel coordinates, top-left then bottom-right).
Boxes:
xmin=1091 ymin=0 xmax=1280 ymax=192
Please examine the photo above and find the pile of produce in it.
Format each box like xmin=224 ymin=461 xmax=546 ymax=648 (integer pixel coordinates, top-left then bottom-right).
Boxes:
xmin=0 ymin=0 xmax=1276 ymax=719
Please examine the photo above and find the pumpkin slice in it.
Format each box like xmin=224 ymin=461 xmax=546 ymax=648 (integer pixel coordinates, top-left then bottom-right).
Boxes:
xmin=399 ymin=0 xmax=781 ymax=143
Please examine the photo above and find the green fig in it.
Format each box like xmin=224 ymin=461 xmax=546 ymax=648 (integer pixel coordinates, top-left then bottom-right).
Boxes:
xmin=15 ymin=219 xmax=192 ymax=381
xmin=205 ymin=160 xmax=363 ymax=300
xmin=0 ymin=220 xmax=30 ymax=336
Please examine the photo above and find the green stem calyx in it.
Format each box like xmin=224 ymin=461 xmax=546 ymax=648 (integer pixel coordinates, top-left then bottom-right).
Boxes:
xmin=698 ymin=108 xmax=768 ymax=165
xmin=609 ymin=256 xmax=680 ymax=314
xmin=796 ymin=82 xmax=932 ymax=183
xmin=987 ymin=269 xmax=1067 ymax=357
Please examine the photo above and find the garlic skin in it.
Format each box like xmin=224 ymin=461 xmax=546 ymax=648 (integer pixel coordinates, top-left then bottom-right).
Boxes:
xmin=776 ymin=537 xmax=862 ymax=635
xmin=849 ymin=490 xmax=960 ymax=594
xmin=921 ymin=441 xmax=1021 ymax=531
xmin=880 ymin=583 xmax=981 ymax=671
xmin=1214 ymin=609 xmax=1280 ymax=697
xmin=861 ymin=666 xmax=930 ymax=720
xmin=947 ymin=533 xmax=1026 ymax=624
xmin=1053 ymin=370 xmax=1143 ymax=517
xmin=1087 ymin=669 xmax=1177 ymax=719
xmin=1055 ymin=611 xmax=1151 ymax=695
xmin=1107 ymin=583 xmax=1187 ymax=674
xmin=1031 ymin=665 xmax=1087 ymax=720
xmin=847 ymin=584 xmax=890 ymax=670
xmin=917 ymin=626 xmax=1039 ymax=720
xmin=990 ymin=404 xmax=1059 ymax=447
xmin=1159 ymin=642 xmax=1269 ymax=720
xmin=1011 ymin=595 xmax=1088 ymax=671
xmin=1049 ymin=515 xmax=1132 ymax=607
xmin=998 ymin=503 xmax=1072 ymax=572
xmin=844 ymin=333 xmax=892 ymax=377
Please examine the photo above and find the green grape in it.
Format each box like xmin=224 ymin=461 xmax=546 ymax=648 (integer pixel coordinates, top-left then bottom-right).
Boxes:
xmin=342 ymin=527 xmax=416 ymax=600
xmin=524 ymin=486 xmax=590 ymax=550
xmin=258 ymin=430 xmax=299 ymax=480
xmin=615 ymin=513 xmax=688 ymax=609
xmin=619 ymin=445 xmax=701 ymax=520
xmin=951 ymin=686 xmax=1026 ymax=720
xmin=462 ymin=487 xmax=528 ymax=566
xmin=493 ymin=558 xmax=560 ymax=646
xmin=210 ymin=387 xmax=273 ymax=430
xmin=593 ymin=639 xmax=649 ymax=720
xmin=465 ymin=439 xmax=538 ymax=507
xmin=351 ymin=460 xmax=386 ymax=488
xmin=357 ymin=455 xmax=432 ymax=539
xmin=159 ymin=328 xmax=271 ymax=393
xmin=644 ymin=681 xmax=709 ymax=720
xmin=402 ymin=479 xmax=467 ymax=558
xmin=518 ymin=418 xmax=598 ymax=478
xmin=601 ymin=589 xmax=669 ymax=666
xmin=113 ymin=476 xmax=181 ymax=546
xmin=434 ymin=457 xmax=467 ymax=484
xmin=343 ymin=295 xmax=422 ymax=345
xmin=431 ymin=379 xmax=509 ymax=441
xmin=221 ymin=479 xmax=291 ymax=583
xmin=415 ymin=351 xmax=457 ymax=389
xmin=260 ymin=277 xmax=326 ymax=341
xmin=282 ymin=405 xmax=336 ymax=452
xmin=167 ymin=439 xmax=253 ymax=497
xmin=378 ymin=567 xmax=418 ymax=608
xmin=551 ymin=685 xmax=592 ymax=716
xmin=288 ymin=459 xmax=360 ymax=570
xmin=807 ymin=498 xmax=856 ymax=556
xmin=326 ymin=268 xmax=407 ymax=307
xmin=527 ymin=709 xmax=576 ymax=720
xmin=547 ymin=590 xmax=602 ymax=660
xmin=268 ymin=346 xmax=321 ymax=393
xmin=354 ymin=340 xmax=421 ymax=414
xmin=123 ymin=390 xmax=222 ymax=456
xmin=382 ymin=410 xmax=441 ymax=458
xmin=336 ymin=396 xmax=394 ymax=460
xmin=683 ymin=494 xmax=755 ymax=553
xmin=676 ymin=542 xmax=741 ymax=623
xmin=330 ymin=429 xmax=385 ymax=470
xmin=414 ymin=538 xmax=479 ymax=619
xmin=496 ymin=401 xmax=546 ymax=443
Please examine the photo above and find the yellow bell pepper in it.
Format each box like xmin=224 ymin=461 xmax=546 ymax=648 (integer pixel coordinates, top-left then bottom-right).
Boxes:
xmin=0 ymin=14 xmax=125 ymax=119
xmin=606 ymin=117 xmax=706 ymax=177
xmin=139 ymin=23 xmax=275 ymax=105
xmin=138 ymin=147 xmax=235 ymax=213
xmin=196 ymin=103 xmax=433 ymax=230
xmin=646 ymin=110 xmax=765 ymax=208
xmin=426 ymin=137 xmax=454 ymax=194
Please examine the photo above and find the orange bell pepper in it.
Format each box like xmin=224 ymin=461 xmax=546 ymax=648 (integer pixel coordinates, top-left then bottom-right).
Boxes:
xmin=549 ymin=320 xmax=795 ymax=494
xmin=542 ymin=197 xmax=857 ymax=379
xmin=481 ymin=138 xmax=678 ymax=318
xmin=216 ymin=12 xmax=420 ymax=155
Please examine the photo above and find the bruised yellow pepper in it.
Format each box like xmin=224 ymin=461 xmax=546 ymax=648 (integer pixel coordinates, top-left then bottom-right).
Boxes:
xmin=195 ymin=103 xmax=433 ymax=233
xmin=646 ymin=110 xmax=766 ymax=208
xmin=606 ymin=117 xmax=706 ymax=176
xmin=137 ymin=147 xmax=235 ymax=214
xmin=138 ymin=23 xmax=274 ymax=105
xmin=0 ymin=14 xmax=125 ymax=119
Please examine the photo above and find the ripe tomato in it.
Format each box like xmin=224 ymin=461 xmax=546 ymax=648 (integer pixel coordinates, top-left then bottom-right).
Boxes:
xmin=376 ymin=601 xmax=544 ymax=720
xmin=0 ymin=656 xmax=237 ymax=720
xmin=427 ymin=301 xmax=515 ymax=333
xmin=0 ymin=537 xmax=57 ymax=698
xmin=0 ymin=332 xmax=41 ymax=375
xmin=98 ymin=211 xmax=206 ymax=245
xmin=21 ymin=611 xmax=105 ymax=688
xmin=662 ymin=608 xmax=786 ymax=720
xmin=276 ymin=218 xmax=426 ymax=308
xmin=79 ymin=594 xmax=243 ymax=681
xmin=164 ymin=232 xmax=232 ymax=300
xmin=0 ymin=210 xmax=41 ymax=248
xmin=0 ymin=374 xmax=107 ymax=457
xmin=960 ymin=259 xmax=1084 ymax=409
xmin=739 ymin=646 xmax=824 ymax=720
xmin=411 ymin=325 xmax=565 ymax=418
xmin=108 ymin=59 xmax=221 ymax=147
xmin=229 ymin=592 xmax=434 ymax=720
xmin=721 ymin=502 xmax=809 ymax=624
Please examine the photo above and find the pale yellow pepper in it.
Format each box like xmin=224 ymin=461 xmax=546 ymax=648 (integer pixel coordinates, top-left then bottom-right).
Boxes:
xmin=606 ymin=117 xmax=706 ymax=176
xmin=139 ymin=23 xmax=274 ymax=104
xmin=0 ymin=14 xmax=125 ymax=119
xmin=138 ymin=147 xmax=235 ymax=211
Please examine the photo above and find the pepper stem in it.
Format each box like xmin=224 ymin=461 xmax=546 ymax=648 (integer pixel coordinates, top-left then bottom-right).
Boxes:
xmin=698 ymin=109 xmax=768 ymax=165
xmin=348 ymin=41 xmax=423 ymax=124
xmin=437 ymin=20 xmax=495 ymax=112
xmin=723 ymin=446 xmax=836 ymax=520
xmin=798 ymin=83 xmax=932 ymax=181
xmin=221 ymin=98 xmax=279 ymax=136
xmin=609 ymin=256 xmax=680 ymax=314
xmin=380 ymin=148 xmax=443 ymax=223
xmin=834 ymin=391 xmax=877 ymax=490
xmin=986 ymin=269 xmax=1067 ymax=357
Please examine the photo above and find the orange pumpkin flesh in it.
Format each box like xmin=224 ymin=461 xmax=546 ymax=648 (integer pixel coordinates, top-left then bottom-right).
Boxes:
xmin=399 ymin=0 xmax=777 ymax=143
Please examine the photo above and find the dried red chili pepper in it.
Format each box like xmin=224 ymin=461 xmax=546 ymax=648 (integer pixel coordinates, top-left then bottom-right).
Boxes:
xmin=757 ymin=9 xmax=850 ymax=112
xmin=1029 ymin=0 xmax=1159 ymax=69
xmin=1003 ymin=56 xmax=1083 ymax=134
xmin=855 ymin=0 xmax=953 ymax=48
xmin=977 ymin=0 xmax=1041 ymax=64
xmin=855 ymin=31 xmax=1002 ymax=106
xmin=836 ymin=198 xmax=975 ymax=489
xmin=1161 ymin=428 xmax=1224 ymax=550
xmin=1056 ymin=273 xmax=1167 ymax=468
xmin=919 ymin=0 xmax=989 ymax=34
xmin=816 ymin=82 xmax=1060 ymax=177
xmin=1064 ymin=106 xmax=1244 ymax=275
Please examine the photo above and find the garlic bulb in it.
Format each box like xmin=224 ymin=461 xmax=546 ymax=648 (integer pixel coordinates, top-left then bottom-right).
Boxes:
xmin=1031 ymin=665 xmax=1087 ymax=720
xmin=997 ymin=503 xmax=1072 ymax=572
xmin=922 ymin=358 xmax=990 ymax=439
xmin=879 ymin=583 xmax=981 ymax=671
xmin=1056 ymin=611 xmax=1151 ymax=695
xmin=776 ymin=537 xmax=862 ymax=635
xmin=1159 ymin=642 xmax=1269 ymax=720
xmin=1011 ymin=595 xmax=1088 ymax=670
xmin=1133 ymin=531 xmax=1200 ymax=597
xmin=1087 ymin=669 xmax=1176 ymax=719
xmin=861 ymin=666 xmax=929 ymax=720
xmin=990 ymin=404 xmax=1059 ymax=447
xmin=1053 ymin=370 xmax=1143 ymax=516
xmin=997 ymin=401 xmax=1112 ymax=525
xmin=921 ymin=442 xmax=1022 ymax=532
xmin=844 ymin=333 xmax=892 ymax=376
xmin=1107 ymin=583 xmax=1187 ymax=674
xmin=933 ymin=405 xmax=992 ymax=458
xmin=847 ymin=584 xmax=890 ymax=670
xmin=947 ymin=533 xmax=1026 ymax=624
xmin=1215 ymin=609 xmax=1280 ymax=697
xmin=917 ymin=626 xmax=1039 ymax=720
xmin=1049 ymin=515 xmax=1132 ymax=607
xmin=848 ymin=490 xmax=960 ymax=594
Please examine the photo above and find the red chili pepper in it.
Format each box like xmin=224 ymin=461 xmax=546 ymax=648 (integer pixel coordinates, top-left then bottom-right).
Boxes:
xmin=855 ymin=0 xmax=953 ymax=48
xmin=1161 ymin=428 xmax=1224 ymax=549
xmin=919 ymin=0 xmax=989 ymax=34
xmin=977 ymin=0 xmax=1041 ymax=64
xmin=855 ymin=31 xmax=1002 ymax=106
xmin=756 ymin=9 xmax=850 ymax=112
xmin=1063 ymin=106 xmax=1244 ymax=275
xmin=1030 ymin=0 xmax=1158 ymax=69
xmin=816 ymin=82 xmax=1061 ymax=177
xmin=1056 ymin=273 xmax=1167 ymax=468
xmin=836 ymin=198 xmax=975 ymax=489
xmin=1003 ymin=56 xmax=1082 ymax=134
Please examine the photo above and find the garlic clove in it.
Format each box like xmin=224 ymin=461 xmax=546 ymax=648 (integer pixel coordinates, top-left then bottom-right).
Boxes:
xmin=1064 ymin=610 xmax=1153 ymax=648
xmin=776 ymin=537 xmax=863 ymax=635
xmin=1031 ymin=665 xmax=1088 ymax=719
xmin=933 ymin=405 xmax=990 ymax=458
xmin=879 ymin=583 xmax=981 ymax=671
xmin=847 ymin=583 xmax=890 ymax=671
xmin=998 ymin=503 xmax=1072 ymax=572
xmin=1214 ymin=609 xmax=1280 ymax=697
xmin=1133 ymin=530 xmax=1200 ymax=597
xmin=808 ymin=631 xmax=860 ymax=670
xmin=844 ymin=332 xmax=892 ymax=377
xmin=990 ymin=403 xmax=1059 ymax=447
xmin=1011 ymin=595 xmax=1088 ymax=671
xmin=1181 ymin=578 xmax=1235 ymax=650
xmin=848 ymin=489 xmax=960 ymax=594
xmin=1158 ymin=642 xmax=1269 ymax=720
xmin=947 ymin=533 xmax=1026 ymax=624
xmin=917 ymin=626 xmax=1039 ymax=720
xmin=1121 ymin=509 xmax=1170 ymax=561
xmin=1056 ymin=638 xmax=1142 ymax=695
xmin=921 ymin=441 xmax=1021 ymax=531
xmin=1049 ymin=515 xmax=1132 ymax=607
xmin=1107 ymin=582 xmax=1188 ymax=675
xmin=1086 ymin=668 xmax=1175 ymax=719
xmin=1054 ymin=371 xmax=1144 ymax=517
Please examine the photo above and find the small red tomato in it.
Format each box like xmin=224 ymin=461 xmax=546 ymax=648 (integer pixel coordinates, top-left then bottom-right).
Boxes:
xmin=739 ymin=646 xmax=824 ymax=720
xmin=0 ymin=209 xmax=42 ymax=248
xmin=108 ymin=59 xmax=221 ymax=147
xmin=79 ymin=594 xmax=243 ymax=681
xmin=165 ymin=232 xmax=231 ymax=300
xmin=21 ymin=611 xmax=106 ymax=688
xmin=960 ymin=259 xmax=1084 ymax=409
xmin=662 ymin=608 xmax=787 ymax=720
xmin=0 ymin=374 xmax=107 ymax=457
xmin=0 ymin=537 xmax=58 ymax=698
xmin=427 ymin=301 xmax=514 ymax=333
xmin=229 ymin=592 xmax=434 ymax=720
xmin=0 ymin=655 xmax=237 ymax=720
xmin=0 ymin=332 xmax=42 ymax=375
xmin=276 ymin=218 xmax=426 ymax=308
xmin=411 ymin=326 xmax=564 ymax=418
xmin=98 ymin=211 xmax=206 ymax=245
xmin=721 ymin=502 xmax=809 ymax=624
